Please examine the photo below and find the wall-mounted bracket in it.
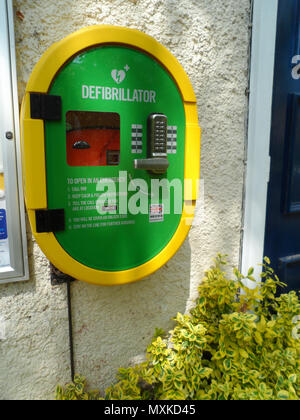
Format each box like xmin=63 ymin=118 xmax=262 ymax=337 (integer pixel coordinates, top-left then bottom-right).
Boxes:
xmin=30 ymin=93 xmax=62 ymax=121
xmin=35 ymin=209 xmax=65 ymax=233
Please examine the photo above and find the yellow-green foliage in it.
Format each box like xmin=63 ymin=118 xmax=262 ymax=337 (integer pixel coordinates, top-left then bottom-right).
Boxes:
xmin=55 ymin=374 xmax=103 ymax=400
xmin=56 ymin=256 xmax=300 ymax=400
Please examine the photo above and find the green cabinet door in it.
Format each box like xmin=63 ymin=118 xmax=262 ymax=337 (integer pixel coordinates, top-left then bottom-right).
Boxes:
xmin=45 ymin=45 xmax=185 ymax=271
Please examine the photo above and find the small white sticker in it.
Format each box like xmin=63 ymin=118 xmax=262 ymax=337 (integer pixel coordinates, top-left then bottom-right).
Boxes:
xmin=149 ymin=204 xmax=164 ymax=223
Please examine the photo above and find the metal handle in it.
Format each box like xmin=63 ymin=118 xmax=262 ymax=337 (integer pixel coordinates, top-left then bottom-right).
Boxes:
xmin=134 ymin=158 xmax=169 ymax=174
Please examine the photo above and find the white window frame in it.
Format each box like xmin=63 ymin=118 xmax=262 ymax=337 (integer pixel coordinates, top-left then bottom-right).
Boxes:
xmin=241 ymin=0 xmax=278 ymax=286
xmin=0 ymin=0 xmax=29 ymax=283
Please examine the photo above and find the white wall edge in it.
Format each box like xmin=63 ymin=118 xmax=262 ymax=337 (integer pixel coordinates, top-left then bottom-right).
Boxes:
xmin=241 ymin=0 xmax=278 ymax=287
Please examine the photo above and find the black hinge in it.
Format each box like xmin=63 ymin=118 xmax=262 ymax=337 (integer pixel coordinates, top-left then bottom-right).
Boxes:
xmin=30 ymin=93 xmax=62 ymax=121
xmin=35 ymin=209 xmax=65 ymax=233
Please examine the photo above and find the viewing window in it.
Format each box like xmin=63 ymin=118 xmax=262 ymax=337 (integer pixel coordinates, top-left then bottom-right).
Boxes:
xmin=66 ymin=111 xmax=120 ymax=167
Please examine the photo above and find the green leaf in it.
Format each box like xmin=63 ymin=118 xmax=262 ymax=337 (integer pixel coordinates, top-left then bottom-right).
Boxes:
xmin=247 ymin=267 xmax=254 ymax=277
xmin=288 ymin=374 xmax=297 ymax=384
xmin=153 ymin=328 xmax=166 ymax=339
xmin=277 ymin=391 xmax=290 ymax=400
xmin=239 ymin=349 xmax=248 ymax=359
xmin=254 ymin=331 xmax=263 ymax=346
xmin=223 ymin=359 xmax=231 ymax=371
xmin=259 ymin=383 xmax=266 ymax=393
xmin=218 ymin=295 xmax=225 ymax=305
xmin=198 ymin=296 xmax=206 ymax=306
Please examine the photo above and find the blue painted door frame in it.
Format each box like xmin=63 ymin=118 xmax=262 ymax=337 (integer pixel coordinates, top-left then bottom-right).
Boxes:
xmin=264 ymin=0 xmax=300 ymax=292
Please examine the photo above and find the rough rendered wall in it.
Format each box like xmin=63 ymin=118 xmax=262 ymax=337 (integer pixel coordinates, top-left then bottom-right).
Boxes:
xmin=0 ymin=0 xmax=250 ymax=399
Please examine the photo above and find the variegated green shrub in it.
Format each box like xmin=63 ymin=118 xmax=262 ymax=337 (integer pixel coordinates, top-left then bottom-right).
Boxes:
xmin=56 ymin=255 xmax=300 ymax=400
xmin=105 ymin=256 xmax=300 ymax=400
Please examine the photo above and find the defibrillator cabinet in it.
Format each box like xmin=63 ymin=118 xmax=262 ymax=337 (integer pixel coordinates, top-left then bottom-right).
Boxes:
xmin=21 ymin=26 xmax=201 ymax=286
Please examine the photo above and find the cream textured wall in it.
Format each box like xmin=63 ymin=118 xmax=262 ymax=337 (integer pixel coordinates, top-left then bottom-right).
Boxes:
xmin=0 ymin=0 xmax=250 ymax=399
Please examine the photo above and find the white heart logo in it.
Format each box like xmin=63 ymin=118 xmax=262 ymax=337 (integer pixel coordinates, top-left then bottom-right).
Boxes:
xmin=111 ymin=69 xmax=126 ymax=84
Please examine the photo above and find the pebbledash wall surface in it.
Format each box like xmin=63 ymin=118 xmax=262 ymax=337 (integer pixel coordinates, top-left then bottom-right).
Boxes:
xmin=0 ymin=0 xmax=250 ymax=399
